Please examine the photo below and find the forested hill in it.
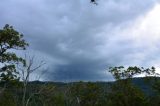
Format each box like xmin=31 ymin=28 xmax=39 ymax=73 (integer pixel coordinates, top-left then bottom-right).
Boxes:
xmin=0 ymin=77 xmax=160 ymax=106
xmin=30 ymin=77 xmax=158 ymax=95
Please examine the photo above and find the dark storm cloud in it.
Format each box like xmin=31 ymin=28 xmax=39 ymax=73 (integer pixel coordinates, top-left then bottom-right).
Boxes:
xmin=48 ymin=59 xmax=111 ymax=81
xmin=0 ymin=0 xmax=159 ymax=81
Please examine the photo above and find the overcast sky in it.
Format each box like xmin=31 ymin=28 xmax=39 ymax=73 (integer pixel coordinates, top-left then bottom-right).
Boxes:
xmin=1 ymin=0 xmax=160 ymax=81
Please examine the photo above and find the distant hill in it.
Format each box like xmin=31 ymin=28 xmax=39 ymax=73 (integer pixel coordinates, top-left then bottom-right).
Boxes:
xmin=29 ymin=77 xmax=159 ymax=95
xmin=0 ymin=77 xmax=160 ymax=106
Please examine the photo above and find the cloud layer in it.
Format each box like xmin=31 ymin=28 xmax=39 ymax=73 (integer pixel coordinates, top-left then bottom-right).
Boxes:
xmin=0 ymin=0 xmax=160 ymax=81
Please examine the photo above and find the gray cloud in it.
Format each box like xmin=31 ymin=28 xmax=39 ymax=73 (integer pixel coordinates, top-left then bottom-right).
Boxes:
xmin=0 ymin=0 xmax=159 ymax=81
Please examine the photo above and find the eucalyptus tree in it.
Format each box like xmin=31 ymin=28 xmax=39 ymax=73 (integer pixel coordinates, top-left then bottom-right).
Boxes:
xmin=107 ymin=66 xmax=156 ymax=106
xmin=0 ymin=24 xmax=28 ymax=84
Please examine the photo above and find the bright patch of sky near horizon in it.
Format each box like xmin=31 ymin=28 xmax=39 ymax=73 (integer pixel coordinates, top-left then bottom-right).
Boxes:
xmin=121 ymin=3 xmax=160 ymax=70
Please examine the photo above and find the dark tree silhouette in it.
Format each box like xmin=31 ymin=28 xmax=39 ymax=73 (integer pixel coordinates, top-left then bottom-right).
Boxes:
xmin=0 ymin=24 xmax=28 ymax=84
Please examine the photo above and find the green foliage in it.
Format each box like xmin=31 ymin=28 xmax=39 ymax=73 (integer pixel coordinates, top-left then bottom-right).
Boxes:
xmin=68 ymin=82 xmax=106 ymax=106
xmin=0 ymin=78 xmax=160 ymax=106
xmin=0 ymin=24 xmax=28 ymax=83
xmin=50 ymin=94 xmax=65 ymax=106
xmin=148 ymin=78 xmax=160 ymax=106
xmin=153 ymin=79 xmax=160 ymax=94
xmin=109 ymin=66 xmax=156 ymax=80
xmin=0 ymin=24 xmax=28 ymax=52
xmin=107 ymin=66 xmax=156 ymax=106
xmin=107 ymin=79 xmax=149 ymax=106
xmin=0 ymin=89 xmax=17 ymax=106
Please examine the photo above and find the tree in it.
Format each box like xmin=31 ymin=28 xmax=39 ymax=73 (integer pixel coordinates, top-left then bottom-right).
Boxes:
xmin=109 ymin=66 xmax=156 ymax=80
xmin=0 ymin=24 xmax=28 ymax=84
xmin=0 ymin=24 xmax=28 ymax=105
xmin=68 ymin=82 xmax=104 ymax=106
xmin=17 ymin=55 xmax=46 ymax=106
xmin=0 ymin=24 xmax=29 ymax=98
xmin=107 ymin=66 xmax=156 ymax=106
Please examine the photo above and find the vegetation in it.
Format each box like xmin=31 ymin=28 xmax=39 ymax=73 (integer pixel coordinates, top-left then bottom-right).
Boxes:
xmin=0 ymin=24 xmax=28 ymax=84
xmin=1 ymin=24 xmax=160 ymax=106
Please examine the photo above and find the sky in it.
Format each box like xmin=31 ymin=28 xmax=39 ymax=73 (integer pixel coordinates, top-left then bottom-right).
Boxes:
xmin=1 ymin=0 xmax=160 ymax=81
